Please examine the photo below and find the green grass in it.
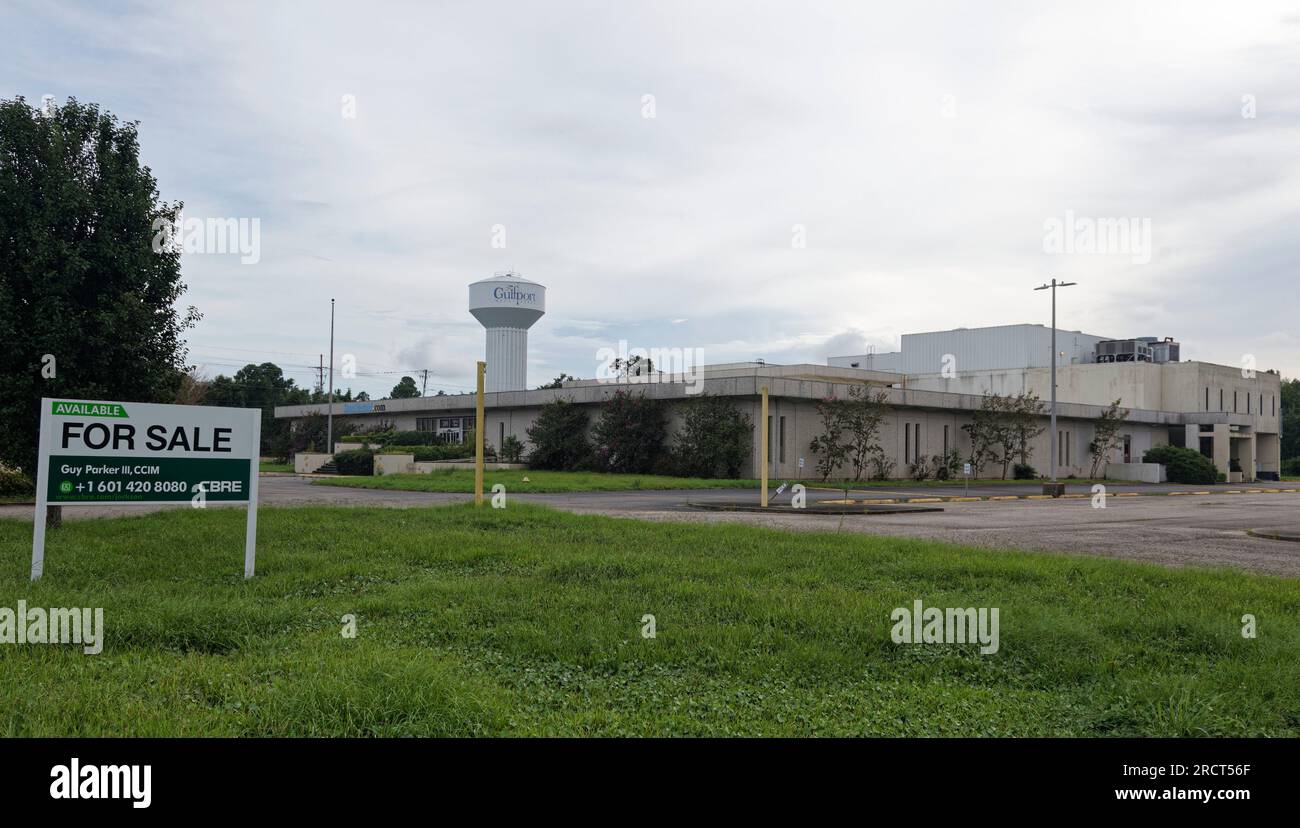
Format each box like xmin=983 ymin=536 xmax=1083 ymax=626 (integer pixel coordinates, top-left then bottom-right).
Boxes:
xmin=314 ymin=469 xmax=761 ymax=493
xmin=0 ymin=504 xmax=1296 ymax=736
xmin=259 ymin=462 xmax=294 ymax=474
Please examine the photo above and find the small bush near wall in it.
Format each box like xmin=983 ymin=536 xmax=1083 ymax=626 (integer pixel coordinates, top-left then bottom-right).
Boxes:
xmin=501 ymin=435 xmax=524 ymax=463
xmin=672 ymin=394 xmax=753 ymax=479
xmin=333 ymin=448 xmax=375 ymax=476
xmin=1143 ymin=445 xmax=1218 ymax=484
xmin=391 ymin=444 xmax=476 ymax=462
xmin=384 ymin=431 xmax=442 ymax=446
xmin=527 ymin=400 xmax=594 ymax=471
xmin=1013 ymin=463 xmax=1038 ymax=480
xmin=593 ymin=391 xmax=668 ymax=474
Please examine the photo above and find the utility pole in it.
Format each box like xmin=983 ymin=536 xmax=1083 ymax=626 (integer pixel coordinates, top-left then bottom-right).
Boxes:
xmin=316 ymin=354 xmax=324 ymax=395
xmin=421 ymin=368 xmax=429 ymax=397
xmin=327 ymin=298 xmax=335 ymax=453
xmin=1034 ymin=279 xmax=1076 ymax=491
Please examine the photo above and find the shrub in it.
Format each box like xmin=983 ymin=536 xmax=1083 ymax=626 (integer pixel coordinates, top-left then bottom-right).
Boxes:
xmin=671 ymin=394 xmax=753 ymax=479
xmin=1282 ymin=457 xmax=1300 ymax=476
xmin=0 ymin=467 xmax=35 ymax=498
xmin=868 ymin=446 xmax=895 ymax=481
xmin=384 ymin=430 xmax=442 ymax=446
xmin=501 ymin=435 xmax=524 ymax=463
xmin=277 ymin=413 xmax=353 ymax=461
xmin=383 ymin=444 xmax=469 ymax=462
xmin=1142 ymin=445 xmax=1218 ymax=484
xmin=526 ymin=399 xmax=593 ymax=471
xmin=592 ymin=391 xmax=668 ymax=474
xmin=1013 ymin=463 xmax=1037 ymax=480
xmin=332 ymin=448 xmax=374 ymax=476
xmin=909 ymin=456 xmax=932 ymax=480
xmin=934 ymin=450 xmax=962 ymax=480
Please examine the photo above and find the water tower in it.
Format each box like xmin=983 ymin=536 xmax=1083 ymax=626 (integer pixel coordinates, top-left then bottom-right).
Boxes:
xmin=469 ymin=271 xmax=546 ymax=392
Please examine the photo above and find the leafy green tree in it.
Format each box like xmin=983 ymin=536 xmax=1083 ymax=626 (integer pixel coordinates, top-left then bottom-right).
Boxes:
xmin=808 ymin=396 xmax=849 ymax=481
xmin=962 ymin=395 xmax=1003 ymax=478
xmin=1281 ymin=378 xmax=1300 ymax=463
xmin=672 ymin=394 xmax=753 ymax=478
xmin=526 ymin=399 xmax=593 ymax=470
xmin=537 ymin=373 xmax=574 ymax=389
xmin=1008 ymin=392 xmax=1047 ymax=466
xmin=201 ymin=362 xmax=313 ymax=454
xmin=1088 ymin=399 xmax=1130 ymax=478
xmin=592 ymin=391 xmax=667 ymax=474
xmin=390 ymin=376 xmax=420 ymax=398
xmin=0 ymin=96 xmax=199 ymax=477
xmin=841 ymin=386 xmax=890 ymax=481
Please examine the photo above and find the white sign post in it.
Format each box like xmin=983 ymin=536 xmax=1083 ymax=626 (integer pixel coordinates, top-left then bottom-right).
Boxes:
xmin=30 ymin=399 xmax=262 ymax=581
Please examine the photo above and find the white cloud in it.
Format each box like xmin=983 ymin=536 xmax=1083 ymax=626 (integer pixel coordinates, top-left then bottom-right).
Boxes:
xmin=7 ymin=0 xmax=1299 ymax=394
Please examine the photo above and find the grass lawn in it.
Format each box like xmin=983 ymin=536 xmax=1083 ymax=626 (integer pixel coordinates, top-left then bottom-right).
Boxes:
xmin=313 ymin=469 xmax=761 ymax=493
xmin=259 ymin=462 xmax=294 ymax=474
xmin=0 ymin=504 xmax=1296 ymax=737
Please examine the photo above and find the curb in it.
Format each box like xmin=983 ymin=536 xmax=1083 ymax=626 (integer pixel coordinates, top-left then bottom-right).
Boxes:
xmin=805 ymin=486 xmax=1297 ymax=506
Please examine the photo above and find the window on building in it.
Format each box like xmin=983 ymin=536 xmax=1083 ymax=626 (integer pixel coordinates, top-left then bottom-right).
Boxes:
xmin=904 ymin=424 xmax=911 ymax=465
xmin=416 ymin=418 xmax=435 ymax=432
xmin=1234 ymin=391 xmax=1238 ymax=413
xmin=499 ymin=422 xmax=505 ymax=452
xmin=915 ymin=423 xmax=922 ymax=463
xmin=943 ymin=424 xmax=949 ymax=455
xmin=779 ymin=416 xmax=786 ymax=463
xmin=1248 ymin=394 xmax=1252 ymax=414
xmin=1205 ymin=387 xmax=1209 ymax=411
xmin=1219 ymin=389 xmax=1224 ymax=411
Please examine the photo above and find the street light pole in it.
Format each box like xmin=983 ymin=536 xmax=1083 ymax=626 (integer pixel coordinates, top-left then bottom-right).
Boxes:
xmin=326 ymin=298 xmax=335 ymax=453
xmin=1034 ymin=279 xmax=1076 ymax=485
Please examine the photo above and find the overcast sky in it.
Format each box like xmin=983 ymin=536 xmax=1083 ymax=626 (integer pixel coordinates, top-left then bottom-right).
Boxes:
xmin=8 ymin=0 xmax=1299 ymax=396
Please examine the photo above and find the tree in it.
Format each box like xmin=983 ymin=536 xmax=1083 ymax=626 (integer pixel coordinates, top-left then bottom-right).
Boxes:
xmin=841 ymin=386 xmax=890 ymax=481
xmin=672 ymin=394 xmax=753 ymax=478
xmin=201 ymin=362 xmax=312 ymax=454
xmin=592 ymin=391 xmax=668 ymax=474
xmin=390 ymin=376 xmax=420 ymax=399
xmin=0 ymin=96 xmax=200 ymax=480
xmin=1088 ymin=399 xmax=1130 ymax=478
xmin=526 ymin=399 xmax=593 ymax=470
xmin=962 ymin=395 xmax=1002 ymax=478
xmin=1281 ymin=378 xmax=1300 ymax=463
xmin=808 ymin=396 xmax=849 ymax=481
xmin=1007 ymin=392 xmax=1047 ymax=467
xmin=538 ymin=373 xmax=574 ymax=389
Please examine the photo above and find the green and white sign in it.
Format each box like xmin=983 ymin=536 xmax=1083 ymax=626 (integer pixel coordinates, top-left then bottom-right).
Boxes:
xmin=31 ymin=398 xmax=262 ymax=581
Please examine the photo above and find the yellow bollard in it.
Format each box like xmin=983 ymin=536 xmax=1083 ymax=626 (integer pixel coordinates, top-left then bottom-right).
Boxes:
xmin=475 ymin=361 xmax=485 ymax=506
xmin=760 ymin=386 xmax=769 ymax=507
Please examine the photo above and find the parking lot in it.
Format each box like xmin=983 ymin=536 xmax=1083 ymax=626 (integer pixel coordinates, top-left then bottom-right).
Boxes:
xmin=3 ymin=477 xmax=1298 ymax=577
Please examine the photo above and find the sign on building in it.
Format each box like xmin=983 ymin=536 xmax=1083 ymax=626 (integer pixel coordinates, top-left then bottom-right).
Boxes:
xmin=31 ymin=399 xmax=262 ymax=581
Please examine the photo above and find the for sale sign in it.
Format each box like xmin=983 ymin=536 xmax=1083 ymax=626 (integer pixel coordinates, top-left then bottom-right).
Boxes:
xmin=31 ymin=398 xmax=262 ymax=581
